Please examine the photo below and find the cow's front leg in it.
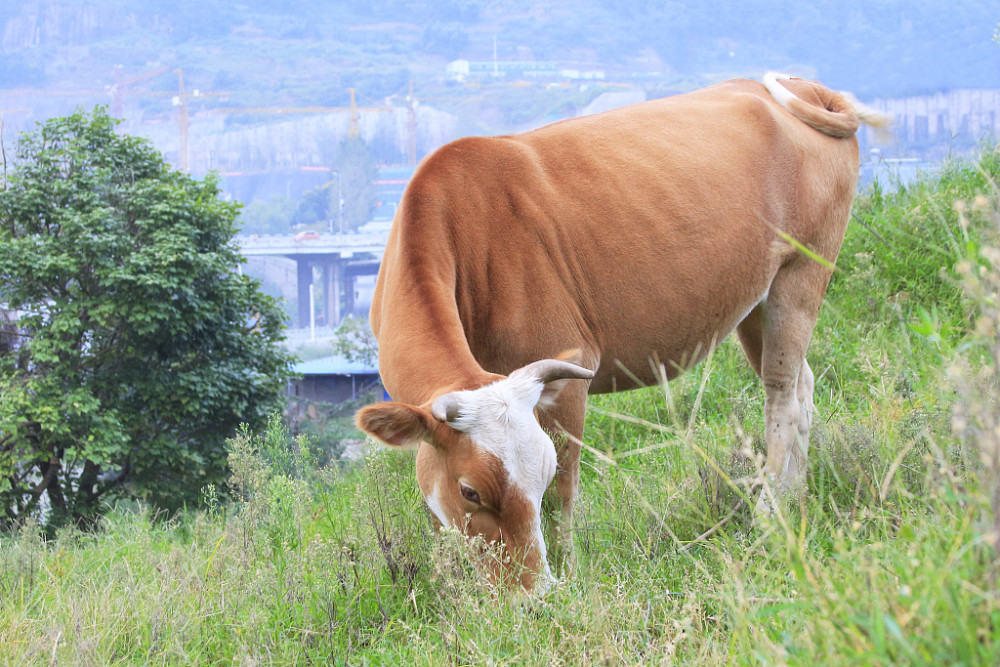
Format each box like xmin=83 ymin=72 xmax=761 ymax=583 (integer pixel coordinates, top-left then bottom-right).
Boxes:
xmin=538 ymin=379 xmax=589 ymax=577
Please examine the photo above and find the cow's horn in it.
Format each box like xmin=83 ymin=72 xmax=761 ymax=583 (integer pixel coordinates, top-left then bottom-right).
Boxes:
xmin=519 ymin=359 xmax=595 ymax=384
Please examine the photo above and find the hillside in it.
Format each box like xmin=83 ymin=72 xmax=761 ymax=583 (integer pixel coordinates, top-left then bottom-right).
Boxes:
xmin=1 ymin=1 xmax=998 ymax=201
xmin=2 ymin=1 xmax=998 ymax=109
xmin=2 ymin=1 xmax=999 ymax=99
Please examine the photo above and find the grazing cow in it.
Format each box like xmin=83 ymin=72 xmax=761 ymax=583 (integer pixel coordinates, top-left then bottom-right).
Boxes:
xmin=356 ymin=73 xmax=889 ymax=591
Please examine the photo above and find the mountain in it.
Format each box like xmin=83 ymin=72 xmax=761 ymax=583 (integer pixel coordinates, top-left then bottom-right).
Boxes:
xmin=1 ymin=1 xmax=998 ymax=197
xmin=3 ymin=1 xmax=997 ymax=97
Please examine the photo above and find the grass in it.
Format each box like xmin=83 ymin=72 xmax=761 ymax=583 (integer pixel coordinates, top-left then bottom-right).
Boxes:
xmin=2 ymin=147 xmax=1000 ymax=665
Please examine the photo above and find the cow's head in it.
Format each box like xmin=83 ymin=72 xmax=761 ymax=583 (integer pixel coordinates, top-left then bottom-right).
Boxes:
xmin=355 ymin=357 xmax=594 ymax=591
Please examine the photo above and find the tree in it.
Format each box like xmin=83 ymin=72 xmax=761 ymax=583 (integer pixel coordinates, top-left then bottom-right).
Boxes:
xmin=331 ymin=316 xmax=379 ymax=369
xmin=333 ymin=135 xmax=378 ymax=232
xmin=238 ymin=195 xmax=297 ymax=235
xmin=0 ymin=108 xmax=296 ymax=529
xmin=290 ymin=184 xmax=334 ymax=229
xmin=294 ymin=135 xmax=379 ymax=232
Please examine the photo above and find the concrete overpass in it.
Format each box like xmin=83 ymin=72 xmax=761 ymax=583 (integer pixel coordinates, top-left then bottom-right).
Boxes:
xmin=238 ymin=231 xmax=388 ymax=327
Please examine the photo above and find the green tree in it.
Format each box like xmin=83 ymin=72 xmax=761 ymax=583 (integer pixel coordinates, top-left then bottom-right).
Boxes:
xmin=0 ymin=108 xmax=296 ymax=529
xmin=334 ymin=135 xmax=378 ymax=232
xmin=290 ymin=184 xmax=334 ymax=229
xmin=239 ymin=195 xmax=296 ymax=235
xmin=331 ymin=316 xmax=378 ymax=369
xmin=295 ymin=135 xmax=379 ymax=232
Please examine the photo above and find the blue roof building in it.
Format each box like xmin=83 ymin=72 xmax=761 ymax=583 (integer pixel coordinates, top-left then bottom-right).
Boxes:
xmin=289 ymin=353 xmax=381 ymax=403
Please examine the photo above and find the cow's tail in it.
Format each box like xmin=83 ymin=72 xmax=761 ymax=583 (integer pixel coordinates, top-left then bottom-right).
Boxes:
xmin=762 ymin=72 xmax=892 ymax=140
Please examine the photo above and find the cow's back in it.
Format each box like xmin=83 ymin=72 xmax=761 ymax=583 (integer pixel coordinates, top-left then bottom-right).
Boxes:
xmin=371 ymin=78 xmax=860 ymax=400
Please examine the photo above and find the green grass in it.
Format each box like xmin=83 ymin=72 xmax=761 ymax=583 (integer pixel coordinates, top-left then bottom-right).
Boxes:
xmin=3 ymin=147 xmax=1000 ymax=665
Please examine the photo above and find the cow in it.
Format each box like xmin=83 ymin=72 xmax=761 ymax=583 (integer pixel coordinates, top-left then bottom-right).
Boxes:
xmin=355 ymin=73 xmax=890 ymax=592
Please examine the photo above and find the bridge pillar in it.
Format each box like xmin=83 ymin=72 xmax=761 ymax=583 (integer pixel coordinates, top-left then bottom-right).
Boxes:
xmin=322 ymin=257 xmax=341 ymax=327
xmin=296 ymin=259 xmax=312 ymax=328
xmin=344 ymin=269 xmax=356 ymax=318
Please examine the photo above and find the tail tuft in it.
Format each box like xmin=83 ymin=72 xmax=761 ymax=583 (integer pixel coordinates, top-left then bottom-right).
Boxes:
xmin=841 ymin=91 xmax=894 ymax=143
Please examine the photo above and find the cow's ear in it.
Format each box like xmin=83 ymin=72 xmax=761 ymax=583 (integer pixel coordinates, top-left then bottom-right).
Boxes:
xmin=355 ymin=402 xmax=433 ymax=449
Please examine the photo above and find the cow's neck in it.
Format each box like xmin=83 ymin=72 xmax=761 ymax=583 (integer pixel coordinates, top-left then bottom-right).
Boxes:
xmin=374 ymin=217 xmax=501 ymax=406
xmin=378 ymin=321 xmax=498 ymax=406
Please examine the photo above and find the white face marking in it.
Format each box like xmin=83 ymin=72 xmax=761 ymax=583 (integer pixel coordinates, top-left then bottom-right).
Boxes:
xmin=531 ymin=516 xmax=555 ymax=589
xmin=425 ymin=483 xmax=450 ymax=527
xmin=429 ymin=366 xmax=590 ymax=588
xmin=445 ymin=371 xmax=558 ymax=510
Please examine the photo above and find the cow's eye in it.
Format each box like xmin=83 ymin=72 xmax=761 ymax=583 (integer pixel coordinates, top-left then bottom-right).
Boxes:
xmin=459 ymin=483 xmax=481 ymax=505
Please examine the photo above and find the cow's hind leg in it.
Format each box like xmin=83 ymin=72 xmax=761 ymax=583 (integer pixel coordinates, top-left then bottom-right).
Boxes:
xmin=737 ymin=261 xmax=828 ymax=511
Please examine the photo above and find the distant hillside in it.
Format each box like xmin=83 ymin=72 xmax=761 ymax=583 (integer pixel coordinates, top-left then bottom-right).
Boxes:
xmin=1 ymin=0 xmax=998 ymax=195
xmin=3 ymin=1 xmax=998 ymax=102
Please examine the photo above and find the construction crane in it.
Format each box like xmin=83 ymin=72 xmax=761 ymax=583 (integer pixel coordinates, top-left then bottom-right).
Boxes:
xmin=213 ymin=89 xmax=393 ymax=135
xmin=388 ymin=81 xmax=480 ymax=165
xmin=208 ymin=92 xmax=394 ymax=175
xmin=173 ymin=69 xmax=228 ymax=172
xmin=346 ymin=87 xmax=393 ymax=137
xmin=0 ymin=107 xmax=31 ymax=123
xmin=3 ymin=69 xmax=226 ymax=173
xmin=6 ymin=66 xmax=171 ymax=118
xmin=108 ymin=65 xmax=170 ymax=116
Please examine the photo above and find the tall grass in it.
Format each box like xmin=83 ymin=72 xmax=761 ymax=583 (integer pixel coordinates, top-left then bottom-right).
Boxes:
xmin=2 ymin=148 xmax=1000 ymax=665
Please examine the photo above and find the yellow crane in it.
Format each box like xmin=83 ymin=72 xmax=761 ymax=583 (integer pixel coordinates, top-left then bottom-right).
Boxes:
xmin=389 ymin=81 xmax=481 ymax=165
xmin=3 ymin=69 xmax=228 ymax=173
xmin=213 ymin=89 xmax=393 ymax=136
xmin=173 ymin=69 xmax=228 ymax=172
xmin=109 ymin=65 xmax=170 ymax=116
xmin=346 ymin=87 xmax=392 ymax=137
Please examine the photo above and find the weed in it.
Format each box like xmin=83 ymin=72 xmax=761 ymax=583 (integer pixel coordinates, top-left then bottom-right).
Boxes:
xmin=948 ymin=187 xmax=1000 ymax=555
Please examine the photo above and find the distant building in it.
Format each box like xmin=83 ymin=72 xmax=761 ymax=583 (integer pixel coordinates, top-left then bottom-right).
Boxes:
xmin=372 ymin=165 xmax=415 ymax=221
xmin=289 ymin=354 xmax=381 ymax=404
xmin=869 ymin=89 xmax=1000 ymax=144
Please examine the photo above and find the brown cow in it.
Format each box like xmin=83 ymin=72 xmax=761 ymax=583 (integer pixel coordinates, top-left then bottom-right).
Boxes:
xmin=356 ymin=73 xmax=889 ymax=591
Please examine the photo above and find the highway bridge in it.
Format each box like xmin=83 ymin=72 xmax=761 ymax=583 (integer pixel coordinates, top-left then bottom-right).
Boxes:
xmin=238 ymin=231 xmax=388 ymax=328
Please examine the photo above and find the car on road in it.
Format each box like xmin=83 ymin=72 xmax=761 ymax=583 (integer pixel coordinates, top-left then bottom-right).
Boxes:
xmin=294 ymin=230 xmax=321 ymax=241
